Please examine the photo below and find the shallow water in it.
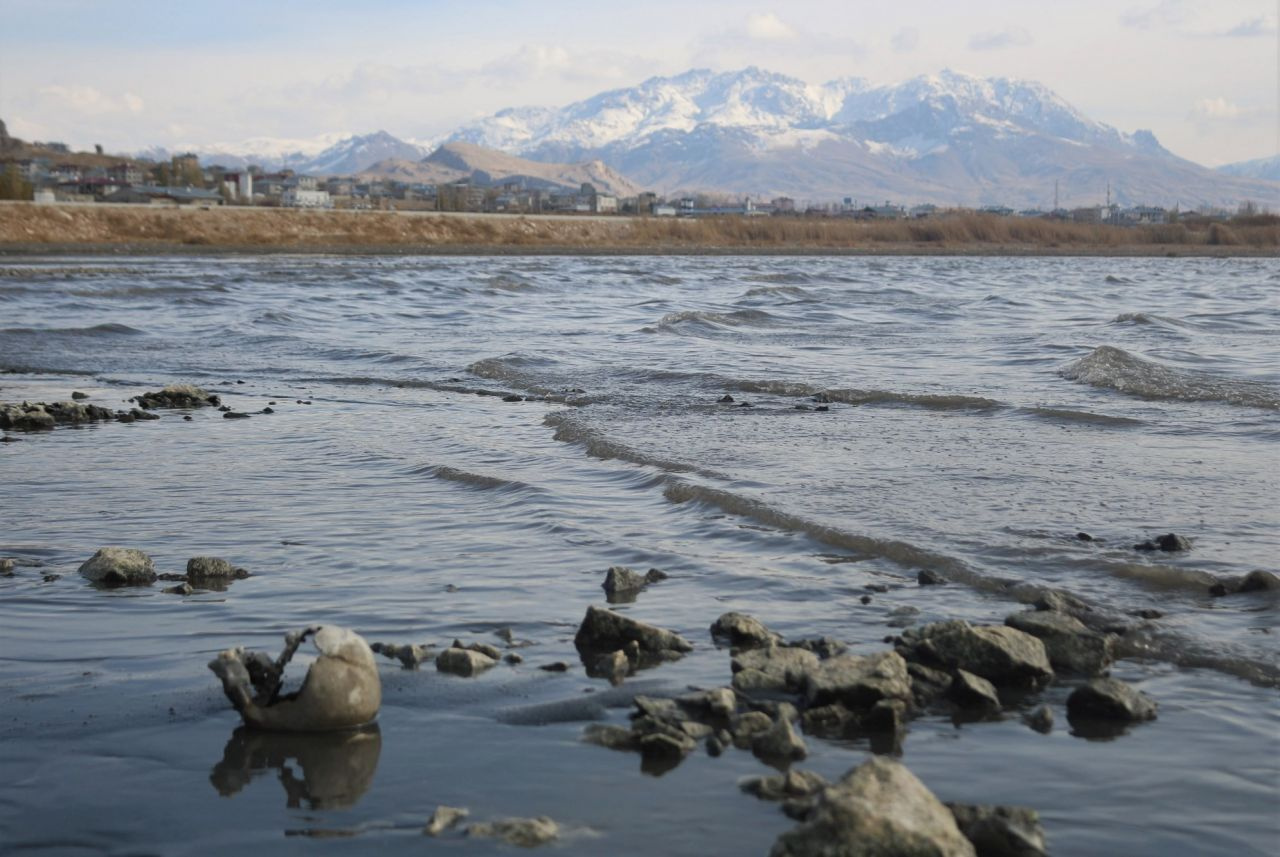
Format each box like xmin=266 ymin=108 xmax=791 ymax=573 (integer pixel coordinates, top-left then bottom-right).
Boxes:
xmin=1 ymin=254 xmax=1277 ymax=855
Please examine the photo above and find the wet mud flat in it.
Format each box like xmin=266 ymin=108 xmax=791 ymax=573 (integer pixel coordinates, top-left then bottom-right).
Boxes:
xmin=1 ymin=372 xmax=1276 ymax=856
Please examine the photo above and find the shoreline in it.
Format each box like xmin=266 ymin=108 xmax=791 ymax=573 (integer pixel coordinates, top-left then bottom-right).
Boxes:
xmin=2 ymin=202 xmax=1276 ymax=257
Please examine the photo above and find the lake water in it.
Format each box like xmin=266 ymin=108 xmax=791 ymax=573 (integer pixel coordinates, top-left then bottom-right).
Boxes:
xmin=1 ymin=254 xmax=1277 ymax=855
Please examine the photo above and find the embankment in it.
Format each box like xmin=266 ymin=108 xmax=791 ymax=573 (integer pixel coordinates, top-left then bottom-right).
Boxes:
xmin=1 ymin=203 xmax=1276 ymax=255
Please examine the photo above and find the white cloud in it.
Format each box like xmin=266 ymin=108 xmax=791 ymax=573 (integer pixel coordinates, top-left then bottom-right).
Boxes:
xmin=968 ymin=28 xmax=1032 ymax=51
xmin=1189 ymin=97 xmax=1241 ymax=120
xmin=891 ymin=27 xmax=919 ymax=54
xmin=746 ymin=12 xmax=798 ymax=41
xmin=39 ymin=85 xmax=144 ymax=116
xmin=1121 ymin=0 xmax=1187 ymax=30
xmin=1222 ymin=17 xmax=1276 ymax=37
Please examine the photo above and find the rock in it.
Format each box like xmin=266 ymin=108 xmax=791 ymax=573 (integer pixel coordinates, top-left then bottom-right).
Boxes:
xmin=907 ymin=662 xmax=954 ymax=706
xmin=1127 ymin=608 xmax=1163 ymax=620
xmin=467 ymin=816 xmax=559 ymax=847
xmin=424 ymin=805 xmax=469 ymax=836
xmin=638 ymin=731 xmax=697 ymax=761
xmin=1067 ymin=677 xmax=1158 ymax=723
xmin=752 ymin=716 xmax=808 ymax=764
xmin=573 ymin=605 xmax=692 ymax=664
xmin=771 ymin=756 xmax=976 ymax=857
xmin=583 ymin=723 xmax=639 ymax=752
xmin=133 ymin=384 xmax=220 ymax=409
xmin=731 ymin=644 xmax=821 ymax=693
xmin=208 ymin=625 xmax=381 ymax=731
xmin=539 ymin=661 xmax=570 ymax=672
xmin=676 ymin=686 xmax=737 ymax=721
xmin=1005 ymin=610 xmax=1115 ymax=675
xmin=586 ymin=649 xmax=630 ymax=682
xmin=946 ymin=803 xmax=1047 ymax=857
xmin=502 ymin=394 xmax=523 ymax=402
xmin=887 ymin=605 xmax=920 ymax=627
xmin=78 ymin=547 xmax=156 ymax=585
xmin=711 ymin=611 xmax=782 ymax=649
xmin=1075 ymin=531 xmax=1094 ymax=541
xmin=860 ymin=595 xmax=872 ymax=605
xmin=865 ymin=583 xmax=890 ymax=593
xmin=0 ymin=558 xmax=14 ymax=576
xmin=1239 ymin=570 xmax=1280 ymax=593
xmin=898 ymin=620 xmax=1054 ymax=688
xmin=452 ymin=639 xmax=502 ymax=660
xmin=742 ymin=769 xmax=829 ymax=801
xmin=918 ymin=568 xmax=947 ymax=585
xmin=802 ymin=650 xmax=914 ymax=711
xmin=718 ymin=394 xmax=735 ymax=403
xmin=602 ymin=565 xmax=667 ymax=601
xmin=786 ymin=636 xmax=847 ymax=659
xmin=163 ymin=582 xmax=194 ymax=596
xmin=1133 ymin=532 xmax=1190 ymax=552
xmin=0 ymin=403 xmax=54 ymax=430
xmin=371 ymin=642 xmax=432 ymax=668
xmin=436 ymin=647 xmax=497 ymax=677
xmin=1024 ymin=704 xmax=1054 ymax=733
xmin=1032 ymin=588 xmax=1091 ymax=614
xmin=71 ymin=391 xmax=89 ymax=400
xmin=504 ymin=652 xmax=524 ymax=665
xmin=223 ymin=411 xmax=251 ymax=419
xmin=730 ymin=710 xmax=774 ymax=742
xmin=186 ymin=556 xmax=250 ymax=581
xmin=948 ymin=669 xmax=1001 ymax=715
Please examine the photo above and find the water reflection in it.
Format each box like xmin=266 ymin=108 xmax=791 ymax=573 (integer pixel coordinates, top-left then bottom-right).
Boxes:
xmin=210 ymin=725 xmax=382 ymax=810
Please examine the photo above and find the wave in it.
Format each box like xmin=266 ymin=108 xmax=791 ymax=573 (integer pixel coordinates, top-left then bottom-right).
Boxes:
xmin=544 ymin=413 xmax=713 ymax=476
xmin=481 ymin=273 xmax=537 ymax=292
xmin=741 ymin=285 xmax=815 ymax=299
xmin=1021 ymin=406 xmax=1144 ymax=427
xmin=1060 ymin=346 xmax=1280 ymax=410
xmin=653 ymin=308 xmax=777 ymax=330
xmin=412 ymin=464 xmax=539 ymax=494
xmin=728 ymin=378 xmax=1003 ymax=411
xmin=1109 ymin=312 xmax=1191 ymax=330
xmin=0 ymin=322 xmax=145 ymax=337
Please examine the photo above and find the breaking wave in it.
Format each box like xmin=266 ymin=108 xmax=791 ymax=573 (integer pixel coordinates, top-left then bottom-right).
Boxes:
xmin=1060 ymin=346 xmax=1280 ymax=410
xmin=653 ymin=308 xmax=777 ymax=330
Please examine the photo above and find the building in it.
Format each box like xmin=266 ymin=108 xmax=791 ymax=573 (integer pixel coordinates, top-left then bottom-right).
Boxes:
xmin=221 ymin=171 xmax=254 ymax=202
xmin=281 ymin=187 xmax=332 ymax=208
xmin=103 ymin=185 xmax=224 ymax=205
xmin=106 ymin=162 xmax=144 ymax=185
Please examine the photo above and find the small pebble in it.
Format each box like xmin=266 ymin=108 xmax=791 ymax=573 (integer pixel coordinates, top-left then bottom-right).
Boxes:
xmin=539 ymin=662 xmax=570 ymax=672
xmin=182 ymin=415 xmax=192 ymax=421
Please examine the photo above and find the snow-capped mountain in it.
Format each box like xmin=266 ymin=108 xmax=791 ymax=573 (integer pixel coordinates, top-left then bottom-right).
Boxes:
xmin=445 ymin=67 xmax=1279 ymax=208
xmin=295 ymin=131 xmax=430 ymax=175
xmin=1217 ymin=154 xmax=1280 ymax=183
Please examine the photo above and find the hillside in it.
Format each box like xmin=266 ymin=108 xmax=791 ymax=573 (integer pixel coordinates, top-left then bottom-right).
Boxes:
xmin=360 ymin=141 xmax=641 ymax=197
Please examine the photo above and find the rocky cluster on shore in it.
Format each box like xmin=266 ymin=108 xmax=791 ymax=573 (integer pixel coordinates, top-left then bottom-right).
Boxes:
xmin=0 ymin=384 xmax=221 ymax=432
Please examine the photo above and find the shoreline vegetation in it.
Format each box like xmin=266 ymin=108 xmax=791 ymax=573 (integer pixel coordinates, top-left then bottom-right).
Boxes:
xmin=1 ymin=202 xmax=1277 ymax=256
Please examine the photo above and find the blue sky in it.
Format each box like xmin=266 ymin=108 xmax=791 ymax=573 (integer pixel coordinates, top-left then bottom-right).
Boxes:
xmin=0 ymin=0 xmax=1274 ymax=165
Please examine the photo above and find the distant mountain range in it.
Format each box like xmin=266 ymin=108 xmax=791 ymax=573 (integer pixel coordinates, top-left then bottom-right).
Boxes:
xmin=1216 ymin=155 xmax=1280 ymax=183
xmin=142 ymin=67 xmax=1280 ymax=208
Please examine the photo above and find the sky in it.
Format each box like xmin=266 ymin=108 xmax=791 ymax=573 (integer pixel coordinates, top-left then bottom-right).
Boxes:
xmin=0 ymin=0 xmax=1276 ymax=166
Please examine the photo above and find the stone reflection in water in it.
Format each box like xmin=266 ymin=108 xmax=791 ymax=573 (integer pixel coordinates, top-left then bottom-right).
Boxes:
xmin=210 ymin=725 xmax=382 ymax=810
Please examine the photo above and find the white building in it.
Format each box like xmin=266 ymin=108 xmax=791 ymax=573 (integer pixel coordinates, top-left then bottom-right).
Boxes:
xmin=281 ymin=188 xmax=332 ymax=208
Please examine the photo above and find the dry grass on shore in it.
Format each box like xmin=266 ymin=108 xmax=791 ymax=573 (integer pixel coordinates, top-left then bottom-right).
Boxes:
xmin=1 ymin=203 xmax=1276 ymax=254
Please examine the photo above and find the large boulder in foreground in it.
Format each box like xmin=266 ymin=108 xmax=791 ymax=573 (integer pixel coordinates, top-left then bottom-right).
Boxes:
xmin=898 ymin=620 xmax=1053 ymax=688
xmin=208 ymin=625 xmax=381 ymax=731
xmin=771 ymin=756 xmax=976 ymax=857
xmin=574 ymin=606 xmax=692 ymax=662
xmin=78 ymin=547 xmax=156 ymax=585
